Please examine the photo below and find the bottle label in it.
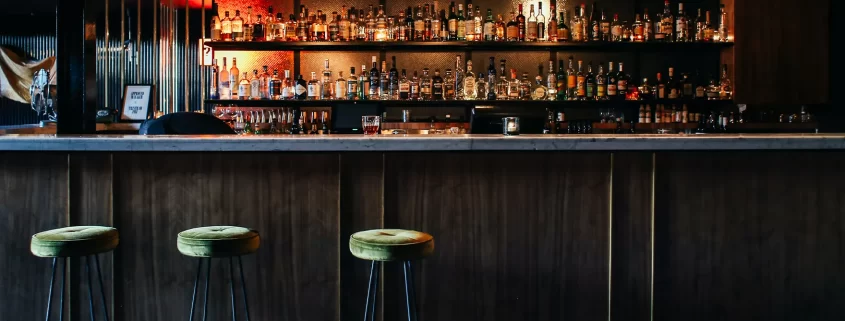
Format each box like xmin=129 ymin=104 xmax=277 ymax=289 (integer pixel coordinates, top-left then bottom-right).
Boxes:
xmin=415 ymin=20 xmax=425 ymax=33
xmin=597 ymin=84 xmax=606 ymax=96
xmin=296 ymin=84 xmax=306 ymax=96
xmin=464 ymin=80 xmax=475 ymax=95
xmin=617 ymin=80 xmax=627 ymax=92
xmin=307 ymin=84 xmax=318 ymax=97
xmin=335 ymin=83 xmax=346 ymax=98
xmin=250 ymin=82 xmax=260 ymax=98
xmin=457 ymin=22 xmax=466 ymax=37
xmin=233 ymin=22 xmax=243 ymax=33
xmin=558 ymin=28 xmax=570 ymax=41
xmin=507 ymin=26 xmax=518 ymax=39
xmin=483 ymin=23 xmax=494 ymax=38
xmin=527 ymin=22 xmax=538 ymax=39
xmin=531 ymin=87 xmax=547 ymax=100
xmin=695 ymin=86 xmax=705 ymax=97
xmin=586 ymin=83 xmax=595 ymax=97
xmin=576 ymin=76 xmax=586 ymax=95
xmin=683 ymin=84 xmax=693 ymax=96
xmin=348 ymin=82 xmax=358 ymax=94
xmin=668 ymin=88 xmax=679 ymax=99
xmin=608 ymin=84 xmax=617 ymax=95
xmin=567 ymin=75 xmax=576 ymax=88
xmin=222 ymin=21 xmax=232 ymax=33
xmin=411 ymin=84 xmax=419 ymax=94
xmin=399 ymin=82 xmax=410 ymax=92
xmin=220 ymin=87 xmax=231 ymax=99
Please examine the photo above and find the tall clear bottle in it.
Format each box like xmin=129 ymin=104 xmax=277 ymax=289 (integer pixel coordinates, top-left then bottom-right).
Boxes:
xmin=527 ymin=4 xmax=538 ymax=41
xmin=244 ymin=6 xmax=254 ymax=41
xmin=265 ymin=6 xmax=276 ymax=41
xmin=229 ymin=58 xmax=240 ymax=99
xmin=232 ymin=10 xmax=244 ymax=41
xmin=454 ymin=55 xmax=464 ymax=99
xmin=221 ymin=11 xmax=232 ymax=41
xmin=546 ymin=60 xmax=556 ymax=99
xmin=211 ymin=12 xmax=222 ymax=41
xmin=537 ymin=2 xmax=546 ymax=41
xmin=334 ymin=71 xmax=346 ymax=99
xmin=659 ymin=0 xmax=673 ymax=42
xmin=321 ymin=59 xmax=333 ymax=100
xmin=210 ymin=59 xmax=220 ymax=99
xmin=463 ymin=61 xmax=476 ymax=100
xmin=238 ymin=72 xmax=251 ymax=100
xmin=250 ymin=70 xmax=261 ymax=100
xmin=497 ymin=60 xmax=509 ymax=99
xmin=465 ymin=3 xmax=474 ymax=41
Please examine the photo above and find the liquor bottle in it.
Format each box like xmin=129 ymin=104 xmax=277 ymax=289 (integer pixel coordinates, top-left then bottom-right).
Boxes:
xmin=547 ymin=2 xmax=557 ymax=41
xmin=232 ymin=10 xmax=244 ymax=41
xmin=335 ymin=71 xmax=346 ymax=99
xmin=527 ymin=4 xmax=538 ymax=41
xmin=476 ymin=73 xmax=489 ymax=99
xmin=703 ymin=10 xmax=714 ymax=41
xmin=474 ymin=6 xmax=483 ymax=41
xmin=667 ymin=67 xmax=679 ymax=99
xmin=632 ymin=14 xmax=643 ymax=42
xmin=639 ymin=78 xmax=652 ymax=100
xmin=596 ymin=63 xmax=607 ymax=100
xmin=211 ymin=13 xmax=222 ymax=41
xmin=643 ymin=8 xmax=653 ymax=42
xmin=448 ymin=2 xmax=458 ymax=40
xmin=506 ymin=12 xmax=519 ymax=41
xmin=507 ymin=69 xmax=520 ymax=100
xmin=283 ymin=70 xmax=294 ymax=99
xmin=607 ymin=62 xmax=617 ymax=99
xmin=638 ymin=105 xmax=645 ymax=123
xmin=273 ymin=13 xmax=285 ymax=41
xmin=432 ymin=2 xmax=442 ymax=40
xmin=616 ymin=62 xmax=628 ymax=100
xmin=656 ymin=72 xmax=666 ymax=99
xmin=680 ymin=73 xmax=692 ymax=98
xmin=340 ymin=6 xmax=351 ymax=41
xmin=287 ymin=14 xmax=298 ymax=41
xmin=487 ymin=57 xmax=497 ymax=92
xmin=329 ymin=12 xmax=340 ymax=41
xmin=463 ymin=61 xmax=476 ymax=100
xmin=611 ymin=14 xmax=624 ymax=41
xmin=719 ymin=64 xmax=732 ymax=100
xmin=497 ymin=60 xmax=508 ymax=99
xmin=295 ymin=74 xmax=308 ymax=100
xmin=557 ymin=9 xmax=570 ymax=41
xmin=321 ymin=59 xmax=333 ymax=100
xmin=307 ymin=72 xmax=321 ymax=100
xmin=221 ymin=11 xmax=232 ymax=41
xmin=244 ymin=7 xmax=254 ymax=41
xmin=420 ymin=68 xmax=433 ymax=100
xmin=575 ymin=60 xmax=586 ymax=100
xmin=538 ymin=2 xmax=546 ymax=41
xmin=359 ymin=64 xmax=368 ymax=100
xmin=444 ymin=69 xmax=456 ymax=99
xmin=402 ymin=7 xmax=413 ymax=41
xmin=516 ymin=4 xmax=526 ymax=41
xmin=465 ymin=3 xmax=474 ymax=41
xmin=566 ymin=56 xmax=576 ymax=99
xmin=570 ymin=5 xmax=583 ymax=42
xmin=515 ymin=71 xmax=528 ymax=100
xmin=694 ymin=71 xmax=706 ymax=99
xmin=675 ymin=3 xmax=688 ymax=42
xmin=269 ymin=70 xmax=282 ymax=99
xmin=600 ymin=9 xmax=610 ymax=41
xmin=659 ymin=0 xmax=673 ymax=42
xmin=543 ymin=109 xmax=554 ymax=134
xmin=315 ymin=10 xmax=328 ymax=41
xmin=546 ymin=60 xmax=556 ymax=99
xmin=250 ymin=70 xmax=261 ymax=100
xmin=229 ymin=58 xmax=240 ymax=99
xmin=295 ymin=7 xmax=306 ymax=41
xmin=494 ymin=14 xmax=505 ymax=41
xmin=210 ymin=59 xmax=220 ymax=99
xmin=254 ymin=14 xmax=266 ymax=41
xmin=555 ymin=59 xmax=566 ymax=100
xmin=389 ymin=56 xmax=399 ymax=99
xmin=375 ymin=5 xmax=388 ymax=41
xmin=454 ymin=55 xmax=464 ymax=99
xmin=694 ymin=8 xmax=704 ymax=42
xmin=531 ymin=65 xmax=548 ymax=100
xmin=347 ymin=67 xmax=358 ymax=100
xmin=369 ymin=56 xmax=379 ymax=99
xmin=456 ymin=4 xmax=466 ymax=40
xmin=432 ymin=69 xmax=444 ymax=100
xmin=718 ymin=4 xmax=728 ymax=42
xmin=589 ymin=3 xmax=599 ymax=41
xmin=379 ymin=60 xmax=389 ymax=99
xmin=399 ymin=69 xmax=411 ymax=100
xmin=585 ymin=62 xmax=596 ymax=100
xmin=484 ymin=9 xmax=495 ymax=41
xmin=366 ymin=5 xmax=376 ymax=41
xmin=645 ymin=105 xmax=652 ymax=123
xmin=265 ymin=7 xmax=275 ymax=41
xmin=357 ymin=9 xmax=367 ymax=40
xmin=410 ymin=70 xmax=421 ymax=100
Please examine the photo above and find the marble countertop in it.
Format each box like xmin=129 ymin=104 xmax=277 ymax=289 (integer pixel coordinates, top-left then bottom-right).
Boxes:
xmin=0 ymin=134 xmax=844 ymax=151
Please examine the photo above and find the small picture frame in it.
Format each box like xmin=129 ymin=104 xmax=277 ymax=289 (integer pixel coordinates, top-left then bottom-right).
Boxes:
xmin=120 ymin=84 xmax=156 ymax=122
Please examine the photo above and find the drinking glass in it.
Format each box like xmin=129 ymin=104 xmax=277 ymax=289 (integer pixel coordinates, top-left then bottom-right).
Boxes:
xmin=362 ymin=116 xmax=380 ymax=135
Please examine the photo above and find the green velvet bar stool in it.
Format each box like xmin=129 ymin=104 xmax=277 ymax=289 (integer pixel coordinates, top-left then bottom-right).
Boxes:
xmin=31 ymin=226 xmax=119 ymax=321
xmin=177 ymin=226 xmax=260 ymax=321
xmin=349 ymin=229 xmax=434 ymax=321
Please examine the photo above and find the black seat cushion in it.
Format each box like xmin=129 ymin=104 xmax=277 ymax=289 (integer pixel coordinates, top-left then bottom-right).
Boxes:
xmin=140 ymin=112 xmax=235 ymax=135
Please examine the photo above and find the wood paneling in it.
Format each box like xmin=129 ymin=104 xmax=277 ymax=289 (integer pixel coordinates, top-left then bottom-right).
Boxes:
xmin=653 ymin=152 xmax=845 ymax=321
xmin=340 ymin=153 xmax=384 ymax=321
xmin=734 ymin=0 xmax=829 ymax=104
xmin=383 ymin=152 xmax=612 ymax=321
xmin=0 ymin=153 xmax=68 ymax=318
xmin=611 ymin=152 xmax=653 ymax=321
xmin=113 ymin=153 xmax=340 ymax=321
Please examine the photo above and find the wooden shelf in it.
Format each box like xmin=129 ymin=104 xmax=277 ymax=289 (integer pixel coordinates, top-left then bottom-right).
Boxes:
xmin=205 ymin=40 xmax=734 ymax=52
xmin=205 ymin=99 xmax=735 ymax=108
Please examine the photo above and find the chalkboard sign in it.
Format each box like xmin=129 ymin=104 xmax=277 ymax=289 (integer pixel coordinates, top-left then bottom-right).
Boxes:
xmin=120 ymin=85 xmax=155 ymax=122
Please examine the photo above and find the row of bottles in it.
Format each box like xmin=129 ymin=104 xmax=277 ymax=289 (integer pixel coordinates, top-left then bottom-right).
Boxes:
xmin=210 ymin=1 xmax=730 ymax=43
xmin=210 ymin=55 xmax=732 ymax=102
xmin=230 ymin=109 xmax=331 ymax=135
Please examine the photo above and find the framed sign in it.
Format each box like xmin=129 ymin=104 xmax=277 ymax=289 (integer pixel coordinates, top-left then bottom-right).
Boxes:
xmin=120 ymin=84 xmax=155 ymax=122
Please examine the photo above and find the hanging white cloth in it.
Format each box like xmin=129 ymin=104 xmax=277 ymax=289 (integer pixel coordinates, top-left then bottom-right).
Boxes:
xmin=0 ymin=46 xmax=56 ymax=104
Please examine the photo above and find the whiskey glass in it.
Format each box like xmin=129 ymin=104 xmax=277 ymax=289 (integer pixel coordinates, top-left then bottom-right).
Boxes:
xmin=362 ymin=116 xmax=380 ymax=135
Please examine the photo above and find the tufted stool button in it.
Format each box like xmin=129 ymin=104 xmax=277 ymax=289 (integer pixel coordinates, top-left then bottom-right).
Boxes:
xmin=350 ymin=229 xmax=434 ymax=321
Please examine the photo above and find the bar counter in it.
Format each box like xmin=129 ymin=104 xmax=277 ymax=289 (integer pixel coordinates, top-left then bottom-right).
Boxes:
xmin=0 ymin=133 xmax=844 ymax=151
xmin=1 ymin=133 xmax=843 ymax=321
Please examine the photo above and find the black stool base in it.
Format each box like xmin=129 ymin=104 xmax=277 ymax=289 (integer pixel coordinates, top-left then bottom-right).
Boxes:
xmin=363 ymin=260 xmax=419 ymax=321
xmin=43 ymin=255 xmax=110 ymax=321
xmin=187 ymin=256 xmax=252 ymax=321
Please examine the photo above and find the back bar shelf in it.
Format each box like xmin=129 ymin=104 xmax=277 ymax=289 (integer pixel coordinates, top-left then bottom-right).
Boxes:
xmin=205 ymin=40 xmax=734 ymax=52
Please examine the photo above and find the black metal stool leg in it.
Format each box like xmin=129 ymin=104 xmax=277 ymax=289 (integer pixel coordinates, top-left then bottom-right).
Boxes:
xmin=59 ymin=258 xmax=66 ymax=321
xmin=363 ymin=261 xmax=381 ymax=321
xmin=93 ymin=255 xmax=110 ymax=321
xmin=85 ymin=256 xmax=96 ymax=321
xmin=229 ymin=257 xmax=238 ymax=321
xmin=201 ymin=258 xmax=211 ymax=321
xmin=237 ymin=256 xmax=251 ymax=321
xmin=45 ymin=257 xmax=57 ymax=321
xmin=403 ymin=261 xmax=418 ymax=321
xmin=188 ymin=258 xmax=204 ymax=321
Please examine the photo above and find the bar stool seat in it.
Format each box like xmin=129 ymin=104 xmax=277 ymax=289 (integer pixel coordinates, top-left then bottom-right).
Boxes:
xmin=349 ymin=229 xmax=434 ymax=262
xmin=177 ymin=226 xmax=260 ymax=258
xmin=30 ymin=226 xmax=119 ymax=257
